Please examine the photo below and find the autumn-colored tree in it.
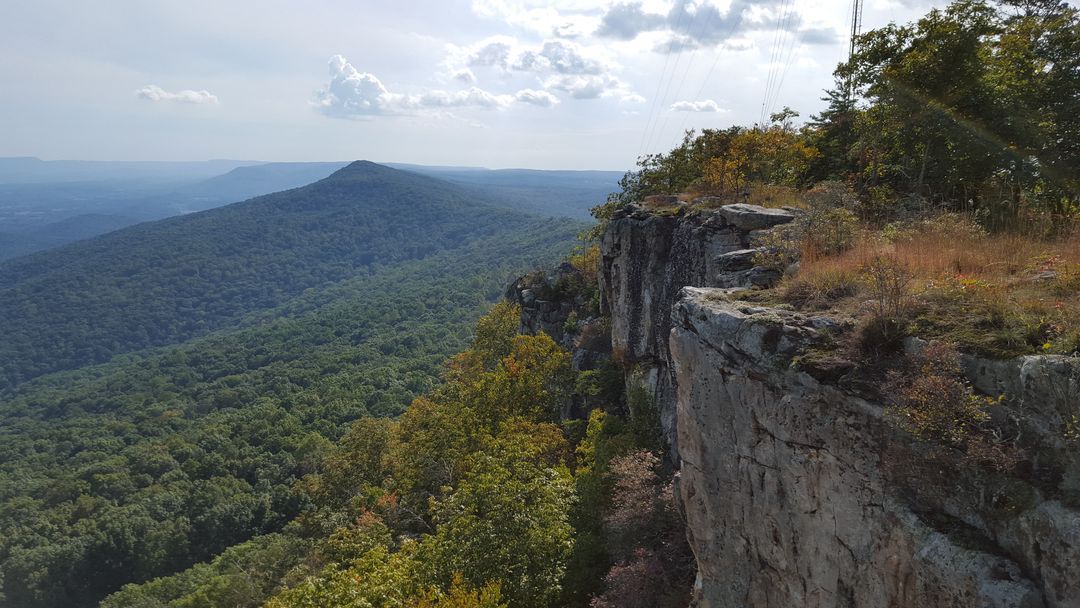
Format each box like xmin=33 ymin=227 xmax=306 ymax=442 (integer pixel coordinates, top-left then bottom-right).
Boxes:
xmin=409 ymin=574 xmax=507 ymax=608
xmin=590 ymin=450 xmax=692 ymax=608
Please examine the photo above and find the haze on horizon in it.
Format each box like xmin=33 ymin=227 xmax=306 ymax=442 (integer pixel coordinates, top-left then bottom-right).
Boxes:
xmin=1 ymin=0 xmax=942 ymax=170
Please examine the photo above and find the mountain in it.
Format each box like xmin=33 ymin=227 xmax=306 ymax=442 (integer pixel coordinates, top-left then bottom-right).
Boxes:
xmin=0 ymin=160 xmax=583 ymax=608
xmin=0 ymin=213 xmax=138 ymax=259
xmin=388 ymin=163 xmax=623 ymax=220
xmin=0 ymin=161 xmax=611 ymax=261
xmin=0 ymin=163 xmax=348 ymax=261
xmin=0 ymin=161 xmax=577 ymax=390
xmin=0 ymin=157 xmax=262 ymax=184
xmin=160 ymin=162 xmax=349 ymax=214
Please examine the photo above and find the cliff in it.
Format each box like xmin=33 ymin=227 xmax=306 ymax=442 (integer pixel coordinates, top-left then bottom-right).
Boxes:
xmin=671 ymin=289 xmax=1079 ymax=607
xmin=597 ymin=201 xmax=798 ymax=459
xmin=524 ymin=201 xmax=1080 ymax=607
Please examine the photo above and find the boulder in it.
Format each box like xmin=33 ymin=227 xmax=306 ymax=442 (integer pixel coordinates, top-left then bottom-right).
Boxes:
xmin=717 ymin=203 xmax=799 ymax=231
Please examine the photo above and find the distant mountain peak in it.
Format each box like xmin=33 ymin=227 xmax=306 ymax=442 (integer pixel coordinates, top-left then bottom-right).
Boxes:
xmin=317 ymin=160 xmax=421 ymax=186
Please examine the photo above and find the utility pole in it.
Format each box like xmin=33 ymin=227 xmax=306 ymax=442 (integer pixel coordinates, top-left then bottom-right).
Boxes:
xmin=846 ymin=0 xmax=864 ymax=98
xmin=849 ymin=0 xmax=864 ymax=62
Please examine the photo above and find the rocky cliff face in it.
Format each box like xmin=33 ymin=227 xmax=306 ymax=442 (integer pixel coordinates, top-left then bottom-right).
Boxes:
xmin=671 ymin=289 xmax=1079 ymax=608
xmin=594 ymin=204 xmax=1080 ymax=607
xmin=598 ymin=202 xmax=797 ymax=458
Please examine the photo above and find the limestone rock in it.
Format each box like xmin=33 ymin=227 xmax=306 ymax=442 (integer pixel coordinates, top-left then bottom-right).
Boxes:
xmin=716 ymin=203 xmax=799 ymax=231
xmin=671 ymin=288 xmax=1079 ymax=608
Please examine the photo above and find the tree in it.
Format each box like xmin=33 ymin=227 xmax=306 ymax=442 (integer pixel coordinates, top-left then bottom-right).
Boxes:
xmin=424 ymin=446 xmax=575 ymax=608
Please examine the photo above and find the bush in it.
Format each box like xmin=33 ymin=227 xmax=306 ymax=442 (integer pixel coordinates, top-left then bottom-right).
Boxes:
xmin=885 ymin=342 xmax=991 ymax=446
xmin=803 ymin=207 xmax=859 ymax=255
xmin=590 ymin=450 xmax=692 ymax=608
xmin=881 ymin=212 xmax=986 ymax=244
xmin=861 ymin=255 xmax=912 ymax=324
xmin=751 ymin=183 xmax=859 ymax=272
xmin=751 ymin=226 xmax=801 ymax=272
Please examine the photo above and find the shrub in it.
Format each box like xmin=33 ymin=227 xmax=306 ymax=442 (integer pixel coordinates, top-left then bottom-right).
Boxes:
xmin=802 ymin=180 xmax=859 ymax=211
xmin=567 ymin=245 xmax=601 ymax=285
xmin=861 ymin=255 xmax=912 ymax=324
xmin=885 ymin=342 xmax=991 ymax=446
xmin=751 ymin=226 xmax=801 ymax=272
xmin=881 ymin=212 xmax=986 ymax=244
xmin=590 ymin=450 xmax=692 ymax=608
xmin=751 ymin=184 xmax=859 ymax=272
xmin=803 ymin=207 xmax=859 ymax=255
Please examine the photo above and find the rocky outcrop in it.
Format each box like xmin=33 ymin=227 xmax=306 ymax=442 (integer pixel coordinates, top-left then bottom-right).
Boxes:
xmin=599 ymin=202 xmax=797 ymax=457
xmin=520 ymin=201 xmax=1079 ymax=607
xmin=506 ymin=262 xmax=613 ymax=418
xmin=505 ymin=262 xmax=588 ymax=349
xmin=670 ymin=289 xmax=1080 ymax=607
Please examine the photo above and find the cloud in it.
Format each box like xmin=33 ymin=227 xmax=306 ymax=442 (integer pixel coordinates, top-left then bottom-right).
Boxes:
xmin=595 ymin=0 xmax=801 ymax=48
xmin=445 ymin=36 xmax=640 ymax=103
xmin=670 ymin=99 xmax=726 ymax=112
xmin=595 ymin=2 xmax=667 ymax=40
xmin=521 ymin=40 xmax=605 ymax=74
xmin=515 ymin=89 xmax=560 ymax=107
xmin=544 ymin=74 xmax=641 ymax=101
xmin=314 ymin=56 xmax=394 ymax=116
xmin=796 ymin=26 xmax=839 ymax=45
xmin=135 ymin=85 xmax=218 ymax=104
xmin=464 ymin=36 xmax=516 ymax=69
xmin=453 ymin=36 xmax=607 ymax=75
xmin=451 ymin=68 xmax=478 ymax=85
xmin=470 ymin=0 xmax=597 ymax=38
xmin=314 ymin=55 xmax=554 ymax=118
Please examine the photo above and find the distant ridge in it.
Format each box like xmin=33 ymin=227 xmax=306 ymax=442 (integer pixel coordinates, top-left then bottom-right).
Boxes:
xmin=0 ymin=161 xmax=575 ymax=389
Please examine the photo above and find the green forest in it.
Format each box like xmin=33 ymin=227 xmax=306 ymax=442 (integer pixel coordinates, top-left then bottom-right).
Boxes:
xmin=2 ymin=0 xmax=1078 ymax=606
xmin=0 ymin=163 xmax=585 ymax=607
xmin=0 ymin=161 xmax=552 ymax=389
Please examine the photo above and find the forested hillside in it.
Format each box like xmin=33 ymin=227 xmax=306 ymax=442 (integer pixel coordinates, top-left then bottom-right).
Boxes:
xmin=0 ymin=162 xmax=585 ymax=607
xmin=0 ymin=161 xmax=554 ymax=390
xmin=388 ymin=165 xmax=623 ymax=221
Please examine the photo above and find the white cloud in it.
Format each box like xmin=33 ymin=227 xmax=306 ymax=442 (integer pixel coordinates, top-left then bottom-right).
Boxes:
xmin=670 ymin=99 xmax=726 ymax=112
xmin=314 ymin=55 xmax=553 ymax=118
xmin=596 ymin=2 xmax=667 ymax=40
xmin=451 ymin=36 xmax=608 ymax=75
xmin=135 ymin=85 xmax=218 ymax=104
xmin=445 ymin=36 xmax=640 ymax=103
xmin=451 ymin=68 xmax=478 ymax=84
xmin=313 ymin=56 xmax=395 ymax=116
xmin=516 ymin=88 xmax=561 ymax=106
xmin=543 ymin=74 xmax=642 ymax=102
xmin=470 ymin=0 xmax=599 ymax=38
xmin=595 ymin=0 xmax=801 ymax=48
xmin=408 ymin=88 xmax=516 ymax=110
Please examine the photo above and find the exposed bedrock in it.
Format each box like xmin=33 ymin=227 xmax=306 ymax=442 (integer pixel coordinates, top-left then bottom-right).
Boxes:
xmin=670 ymin=288 xmax=1080 ymax=608
xmin=599 ymin=203 xmax=796 ymax=458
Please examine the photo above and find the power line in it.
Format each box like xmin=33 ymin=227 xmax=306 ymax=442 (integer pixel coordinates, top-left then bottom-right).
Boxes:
xmin=671 ymin=1 xmax=746 ymax=148
xmin=653 ymin=0 xmax=719 ymax=152
xmin=759 ymin=0 xmax=787 ymax=124
xmin=765 ymin=4 xmax=804 ymax=119
xmin=640 ymin=0 xmax=692 ymax=159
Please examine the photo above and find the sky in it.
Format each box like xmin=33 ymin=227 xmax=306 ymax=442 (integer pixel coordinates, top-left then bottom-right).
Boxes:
xmin=0 ymin=0 xmax=941 ymax=170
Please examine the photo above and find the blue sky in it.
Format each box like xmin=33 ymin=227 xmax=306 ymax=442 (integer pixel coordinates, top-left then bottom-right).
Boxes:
xmin=0 ymin=0 xmax=937 ymax=170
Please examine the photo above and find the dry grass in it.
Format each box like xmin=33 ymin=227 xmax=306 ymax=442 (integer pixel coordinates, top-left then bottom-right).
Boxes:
xmin=747 ymin=184 xmax=804 ymax=209
xmin=791 ymin=223 xmax=1080 ymax=357
xmin=680 ymin=183 xmax=806 ymax=209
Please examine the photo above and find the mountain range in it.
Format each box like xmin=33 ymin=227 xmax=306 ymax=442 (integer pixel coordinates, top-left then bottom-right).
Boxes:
xmin=0 ymin=161 xmax=586 ymax=607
